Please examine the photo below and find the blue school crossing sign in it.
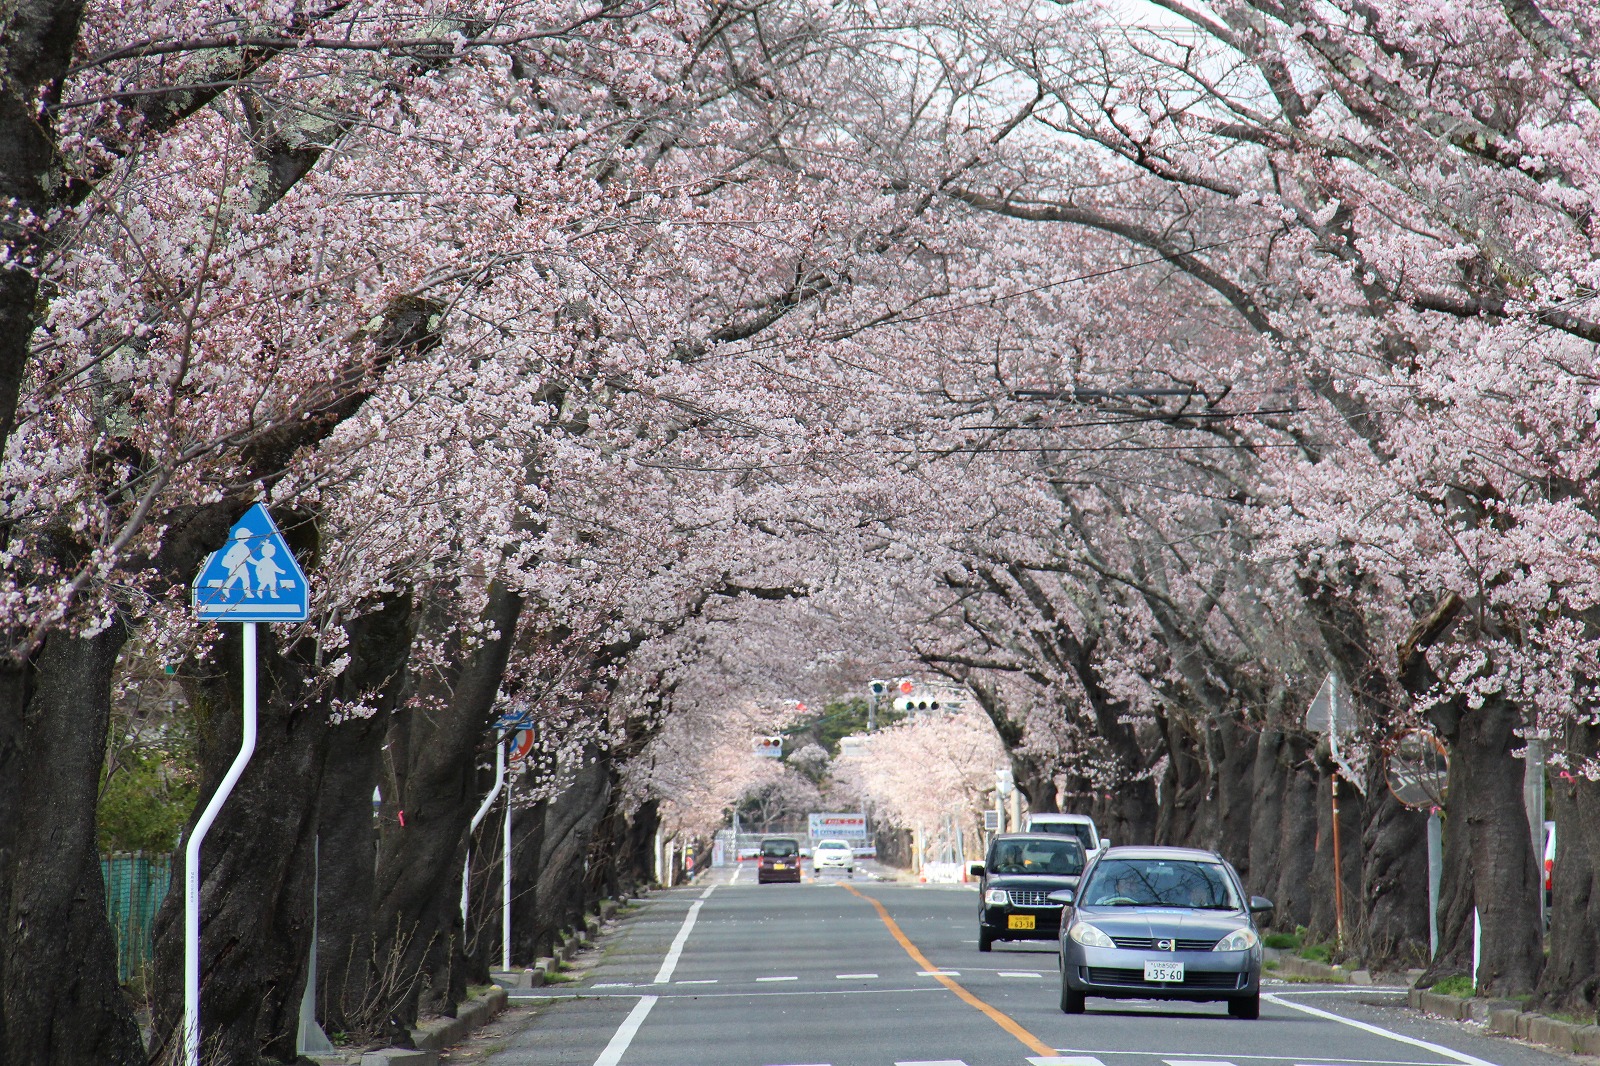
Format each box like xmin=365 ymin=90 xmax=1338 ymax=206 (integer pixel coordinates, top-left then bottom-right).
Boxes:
xmin=192 ymin=504 xmax=309 ymax=622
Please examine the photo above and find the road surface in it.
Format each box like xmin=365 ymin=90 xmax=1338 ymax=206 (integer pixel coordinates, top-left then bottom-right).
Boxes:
xmin=481 ymin=865 xmax=1568 ymax=1066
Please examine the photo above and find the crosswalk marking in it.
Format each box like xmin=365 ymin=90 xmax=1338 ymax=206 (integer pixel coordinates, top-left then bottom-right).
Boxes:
xmin=1028 ymin=1058 xmax=1107 ymax=1066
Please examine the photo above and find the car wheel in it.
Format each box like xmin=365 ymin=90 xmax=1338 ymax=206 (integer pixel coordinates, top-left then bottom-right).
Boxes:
xmin=1228 ymin=994 xmax=1260 ymax=1020
xmin=1059 ymin=980 xmax=1085 ymax=1014
xmin=978 ymin=928 xmax=993 ymax=952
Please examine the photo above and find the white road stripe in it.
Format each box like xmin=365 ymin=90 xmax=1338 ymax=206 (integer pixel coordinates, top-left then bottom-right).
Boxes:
xmin=1051 ymin=1051 xmax=1451 ymax=1065
xmin=1262 ymin=993 xmax=1499 ymax=1066
xmin=675 ymin=979 xmax=716 ymax=985
xmin=917 ymin=970 xmax=960 ymax=976
xmin=591 ymin=982 xmax=633 ymax=988
xmin=1165 ymin=1061 xmax=1236 ymax=1066
xmin=756 ymin=975 xmax=799 ymax=982
xmin=653 ymin=900 xmax=703 ymax=984
xmin=835 ymin=973 xmax=878 ymax=979
xmin=895 ymin=1060 xmax=968 ymax=1065
xmin=729 ymin=864 xmax=742 ymax=884
xmin=698 ymin=884 xmax=715 ymax=900
xmin=998 ymin=971 xmax=1043 ymax=978
xmin=592 ymin=995 xmax=656 ymax=1066
xmin=1029 ymin=1058 xmax=1107 ymax=1066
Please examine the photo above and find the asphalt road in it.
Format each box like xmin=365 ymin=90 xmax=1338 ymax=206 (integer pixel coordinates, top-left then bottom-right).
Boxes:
xmin=482 ymin=865 xmax=1573 ymax=1066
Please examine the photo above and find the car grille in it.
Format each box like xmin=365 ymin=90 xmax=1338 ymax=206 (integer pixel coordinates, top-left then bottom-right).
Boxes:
xmin=1110 ymin=936 xmax=1219 ymax=951
xmin=1084 ymin=967 xmax=1242 ymax=990
xmin=1007 ymin=889 xmax=1063 ymax=907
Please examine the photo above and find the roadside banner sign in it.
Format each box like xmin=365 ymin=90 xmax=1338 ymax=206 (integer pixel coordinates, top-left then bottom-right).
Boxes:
xmin=193 ymin=504 xmax=309 ymax=622
xmin=808 ymin=812 xmax=867 ymax=840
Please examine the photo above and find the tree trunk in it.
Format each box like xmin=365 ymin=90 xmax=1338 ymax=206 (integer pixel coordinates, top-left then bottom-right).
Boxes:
xmin=1156 ymin=718 xmax=1208 ymax=846
xmin=1534 ymin=720 xmax=1600 ymax=1018
xmin=315 ymin=598 xmax=416 ymax=1036
xmin=369 ymin=580 xmax=522 ymax=1030
xmin=0 ymin=628 xmax=147 ymax=1066
xmin=147 ymin=625 xmax=325 ymax=1065
xmin=1254 ymin=733 xmax=1318 ymax=931
xmin=1209 ymin=718 xmax=1257 ymax=878
xmin=1353 ymin=774 xmax=1429 ymax=967
xmin=1418 ymin=691 xmax=1543 ymax=994
xmin=1010 ymin=752 xmax=1058 ymax=814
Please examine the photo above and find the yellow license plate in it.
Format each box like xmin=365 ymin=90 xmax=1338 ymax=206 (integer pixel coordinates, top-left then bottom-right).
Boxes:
xmin=773 ymin=863 xmax=787 ymax=870
xmin=1008 ymin=914 xmax=1036 ymax=931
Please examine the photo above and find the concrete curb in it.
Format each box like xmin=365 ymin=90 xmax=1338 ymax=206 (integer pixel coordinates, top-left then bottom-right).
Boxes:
xmin=354 ymin=987 xmax=507 ymax=1065
xmin=1407 ymin=987 xmax=1600 ymax=1056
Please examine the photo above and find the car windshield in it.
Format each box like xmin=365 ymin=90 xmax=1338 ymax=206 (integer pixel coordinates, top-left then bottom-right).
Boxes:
xmin=1080 ymin=858 xmax=1241 ymax=909
xmin=817 ymin=840 xmax=850 ymax=850
xmin=761 ymin=840 xmax=798 ymax=858
xmin=988 ymin=839 xmax=1085 ymax=876
xmin=1032 ymin=823 xmax=1093 ymax=849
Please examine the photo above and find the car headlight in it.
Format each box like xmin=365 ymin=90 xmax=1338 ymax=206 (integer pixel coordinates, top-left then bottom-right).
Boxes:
xmin=1214 ymin=928 xmax=1259 ymax=952
xmin=1068 ymin=922 xmax=1115 ymax=949
xmin=984 ymin=889 xmax=1009 ymax=905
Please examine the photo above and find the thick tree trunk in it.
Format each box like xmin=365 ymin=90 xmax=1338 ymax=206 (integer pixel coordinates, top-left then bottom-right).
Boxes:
xmin=529 ymin=759 xmax=612 ymax=945
xmin=1353 ymin=775 xmax=1430 ymax=967
xmin=148 ymin=625 xmax=325 ymax=1065
xmin=0 ymin=629 xmax=146 ymax=1066
xmin=1534 ymin=721 xmax=1600 ymax=1017
xmin=1209 ymin=718 xmax=1257 ymax=878
xmin=369 ymin=581 xmax=522 ymax=1030
xmin=1419 ymin=691 xmax=1542 ymax=994
xmin=315 ymin=598 xmax=416 ymax=1036
xmin=1156 ymin=719 xmax=1208 ymax=846
xmin=1249 ymin=732 xmax=1317 ymax=931
xmin=1010 ymin=752 xmax=1058 ymax=814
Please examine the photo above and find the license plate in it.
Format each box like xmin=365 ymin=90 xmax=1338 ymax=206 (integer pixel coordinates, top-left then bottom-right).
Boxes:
xmin=1008 ymin=914 xmax=1036 ymax=931
xmin=773 ymin=863 xmax=787 ymax=870
xmin=1144 ymin=960 xmax=1184 ymax=983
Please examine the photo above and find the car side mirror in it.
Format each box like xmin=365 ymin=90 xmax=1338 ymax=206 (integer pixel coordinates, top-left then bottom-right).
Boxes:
xmin=1249 ymin=896 xmax=1275 ymax=915
xmin=1047 ymin=888 xmax=1075 ymax=905
xmin=968 ymin=862 xmax=985 ymax=878
xmin=1101 ymin=839 xmax=1111 ymax=850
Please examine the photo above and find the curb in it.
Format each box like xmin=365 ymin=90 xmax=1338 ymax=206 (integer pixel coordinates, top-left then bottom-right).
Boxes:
xmin=1407 ymin=987 xmax=1600 ymax=1056
xmin=354 ymin=986 xmax=507 ymax=1066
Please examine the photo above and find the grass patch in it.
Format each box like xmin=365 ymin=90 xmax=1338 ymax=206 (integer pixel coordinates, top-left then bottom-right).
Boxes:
xmin=542 ymin=971 xmax=577 ymax=984
xmin=1298 ymin=943 xmax=1332 ymax=963
xmin=1263 ymin=959 xmax=1280 ymax=971
xmin=1430 ymin=975 xmax=1475 ymax=997
xmin=1263 ymin=932 xmax=1301 ymax=950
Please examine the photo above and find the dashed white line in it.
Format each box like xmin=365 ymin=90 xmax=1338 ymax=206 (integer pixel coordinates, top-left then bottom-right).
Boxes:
xmin=1029 ymin=1058 xmax=1107 ymax=1066
xmin=591 ymin=995 xmax=656 ymax=1066
xmin=835 ymin=973 xmax=878 ymax=979
xmin=756 ymin=975 xmax=800 ymax=982
xmin=998 ymin=971 xmax=1043 ymax=978
xmin=653 ymin=899 xmax=704 ymax=984
xmin=917 ymin=970 xmax=961 ymax=976
xmin=896 ymin=1060 xmax=969 ymax=1065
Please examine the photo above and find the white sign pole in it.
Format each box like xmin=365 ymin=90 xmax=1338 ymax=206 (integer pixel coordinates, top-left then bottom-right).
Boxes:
xmin=184 ymin=621 xmax=259 ymax=1066
xmin=501 ymin=784 xmax=512 ymax=972
xmin=461 ymin=732 xmax=507 ymax=930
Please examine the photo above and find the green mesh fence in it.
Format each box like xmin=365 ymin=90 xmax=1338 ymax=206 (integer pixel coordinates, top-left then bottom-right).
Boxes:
xmin=101 ymin=851 xmax=175 ymax=984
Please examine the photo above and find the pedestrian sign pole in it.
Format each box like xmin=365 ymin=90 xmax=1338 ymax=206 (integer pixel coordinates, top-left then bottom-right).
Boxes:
xmin=186 ymin=504 xmax=309 ymax=1066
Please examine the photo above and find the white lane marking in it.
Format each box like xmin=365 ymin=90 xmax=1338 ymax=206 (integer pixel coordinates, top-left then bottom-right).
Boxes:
xmin=675 ymin=979 xmax=716 ymax=985
xmin=1051 ymin=1052 xmax=1448 ymax=1066
xmin=512 ymin=986 xmax=945 ymax=1001
xmin=756 ymin=975 xmax=799 ymax=982
xmin=729 ymin=864 xmax=743 ymax=885
xmin=1029 ymin=1058 xmax=1107 ymax=1066
xmin=1262 ymin=993 xmax=1498 ymax=1066
xmin=592 ymin=995 xmax=656 ymax=1066
xmin=1165 ymin=1061 xmax=1236 ymax=1066
xmin=652 ymin=900 xmax=703 ymax=984
xmin=698 ymin=884 xmax=715 ymax=900
xmin=998 ymin=971 xmax=1043 ymax=978
xmin=896 ymin=1060 xmax=968 ymax=1065
xmin=917 ymin=970 xmax=960 ymax=976
xmin=835 ymin=973 xmax=878 ymax=979
xmin=591 ymin=982 xmax=634 ymax=988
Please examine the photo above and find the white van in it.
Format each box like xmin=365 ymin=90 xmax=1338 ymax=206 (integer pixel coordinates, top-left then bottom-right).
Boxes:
xmin=1022 ymin=813 xmax=1108 ymax=864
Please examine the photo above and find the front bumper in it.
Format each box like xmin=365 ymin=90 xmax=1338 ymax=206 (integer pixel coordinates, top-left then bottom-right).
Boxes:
xmin=1060 ymin=945 xmax=1260 ymax=1001
xmin=981 ymin=903 xmax=1064 ymax=941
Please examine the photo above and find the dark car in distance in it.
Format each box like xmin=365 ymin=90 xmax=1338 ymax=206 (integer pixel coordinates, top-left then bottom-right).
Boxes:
xmin=757 ymin=837 xmax=803 ymax=884
xmin=1056 ymin=845 xmax=1273 ymax=1018
xmin=970 ymin=833 xmax=1086 ymax=951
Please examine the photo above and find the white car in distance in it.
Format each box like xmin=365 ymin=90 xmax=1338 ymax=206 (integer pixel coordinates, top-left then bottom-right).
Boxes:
xmin=812 ymin=839 xmax=856 ymax=875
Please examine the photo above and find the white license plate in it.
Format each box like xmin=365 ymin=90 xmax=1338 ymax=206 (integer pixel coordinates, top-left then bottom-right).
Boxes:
xmin=1144 ymin=960 xmax=1185 ymax=983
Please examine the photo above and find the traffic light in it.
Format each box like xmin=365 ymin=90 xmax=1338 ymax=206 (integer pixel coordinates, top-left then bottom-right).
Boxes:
xmin=754 ymin=736 xmax=783 ymax=758
xmin=869 ymin=680 xmax=887 ymax=696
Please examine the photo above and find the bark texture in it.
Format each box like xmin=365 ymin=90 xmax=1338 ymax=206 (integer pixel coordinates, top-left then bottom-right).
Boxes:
xmin=0 ymin=628 xmax=146 ymax=1066
xmin=1535 ymin=721 xmax=1600 ymax=1018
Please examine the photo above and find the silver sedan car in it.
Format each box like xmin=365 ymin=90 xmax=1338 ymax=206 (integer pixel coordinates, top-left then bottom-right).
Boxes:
xmin=1055 ymin=846 xmax=1273 ymax=1019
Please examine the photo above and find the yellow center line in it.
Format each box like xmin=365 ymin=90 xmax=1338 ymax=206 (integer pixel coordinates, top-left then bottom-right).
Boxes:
xmin=841 ymin=883 xmax=1056 ymax=1057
